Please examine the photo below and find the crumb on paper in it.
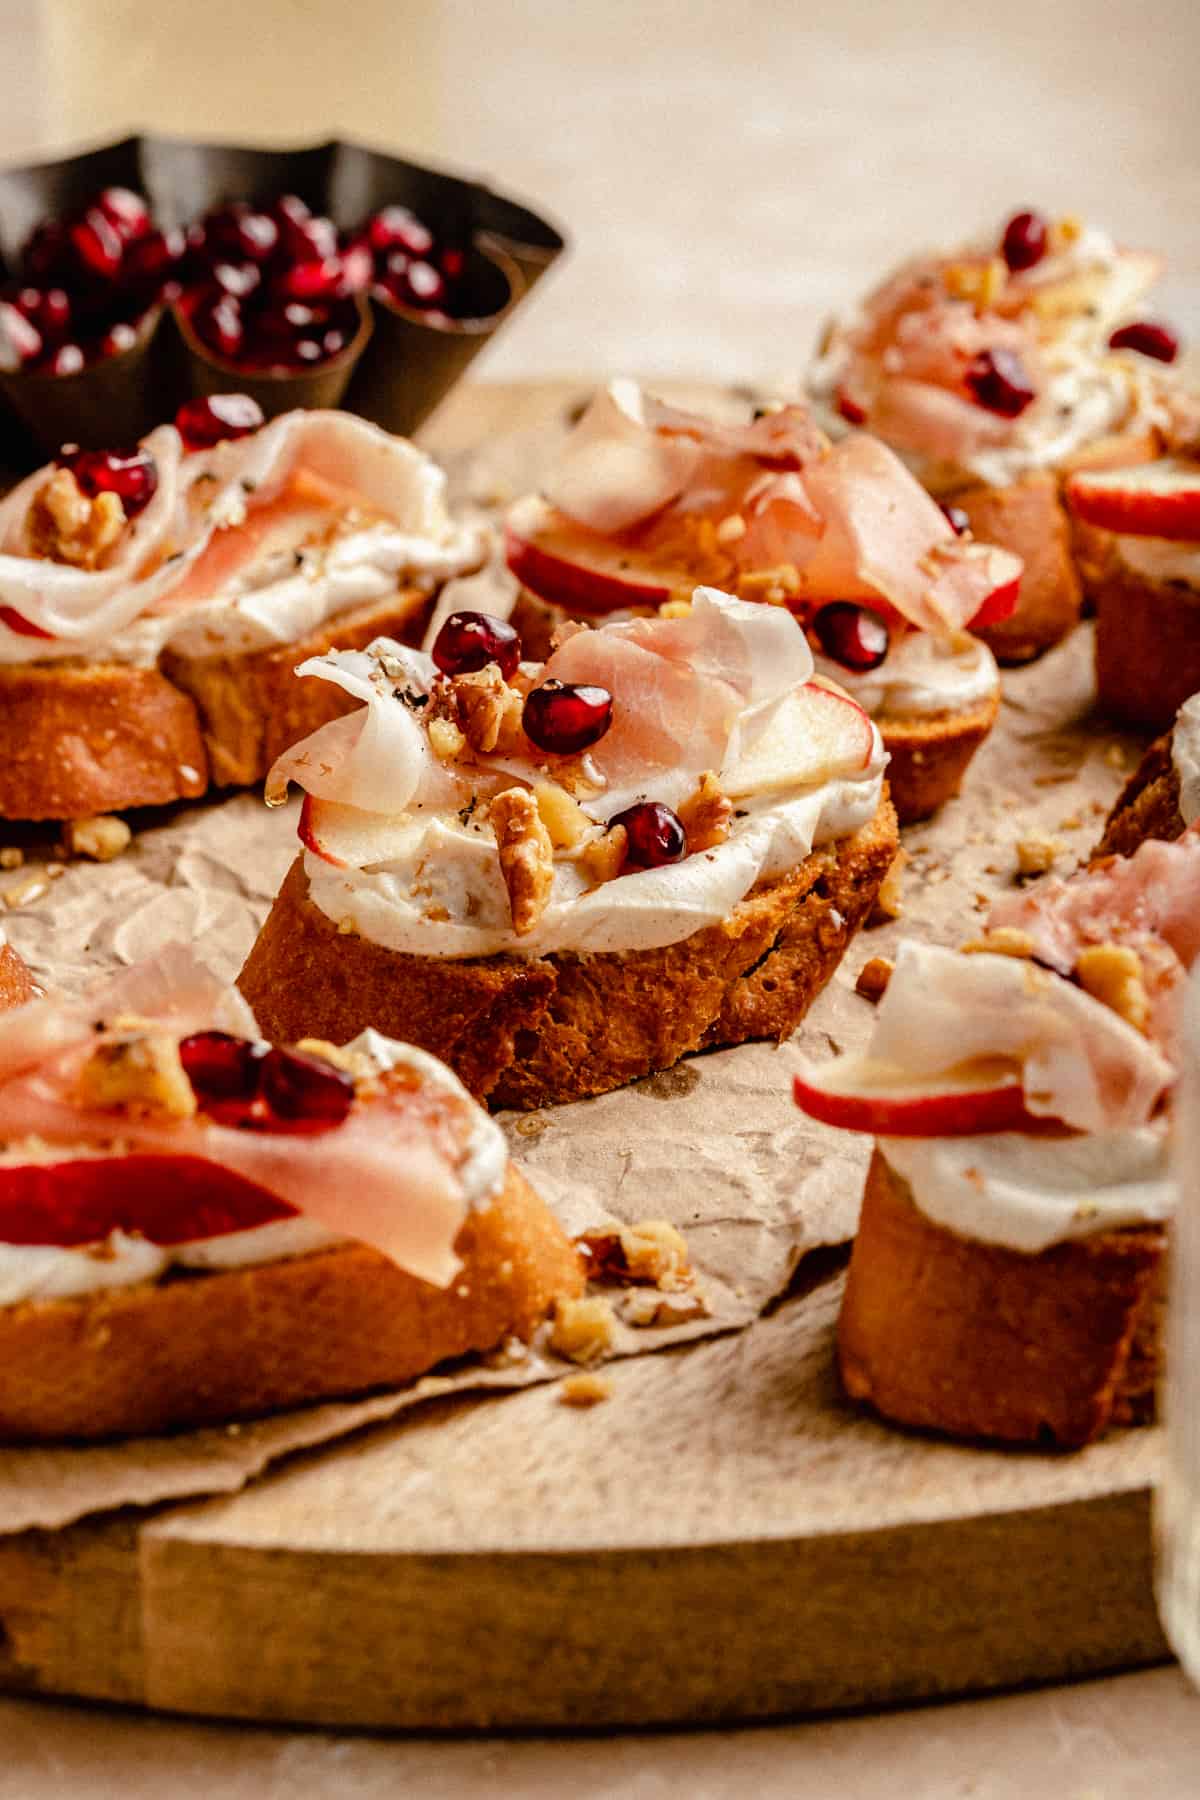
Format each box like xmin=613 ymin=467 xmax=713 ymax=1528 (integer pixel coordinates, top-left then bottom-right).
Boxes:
xmin=620 ymin=1219 xmax=691 ymax=1290
xmin=559 ymin=1372 xmax=612 ymax=1408
xmin=513 ymin=1112 xmax=549 ymax=1139
xmin=549 ymin=1295 xmax=617 ymax=1365
xmin=1015 ymin=833 xmax=1059 ymax=877
xmin=855 ymin=956 xmax=893 ymax=1002
xmin=869 ymin=847 xmax=906 ymax=923
xmin=1104 ymin=744 xmax=1129 ymax=770
xmin=67 ymin=814 xmax=132 ymax=862
xmin=622 ymin=1287 xmax=711 ymax=1328
xmin=3 ymin=874 xmax=47 ymax=908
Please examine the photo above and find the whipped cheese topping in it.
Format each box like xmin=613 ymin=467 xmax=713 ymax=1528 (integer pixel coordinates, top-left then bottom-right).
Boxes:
xmin=1173 ymin=694 xmax=1200 ymax=827
xmin=879 ymin=1125 xmax=1172 ymax=1254
xmin=291 ymin=588 xmax=888 ymax=960
xmin=0 ymin=410 xmax=486 ymax=669
xmin=815 ymin=629 xmax=998 ymax=719
xmin=0 ymin=1027 xmax=507 ymax=1307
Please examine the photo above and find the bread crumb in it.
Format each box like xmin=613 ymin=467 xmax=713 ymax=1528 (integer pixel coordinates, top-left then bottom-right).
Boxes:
xmin=1077 ymin=943 xmax=1150 ymax=1032
xmin=855 ymin=956 xmax=893 ymax=1002
xmin=559 ymin=1372 xmax=612 ymax=1408
xmin=869 ymin=847 xmax=907 ymax=922
xmin=1015 ymin=833 xmax=1059 ymax=877
xmin=0 ymin=847 xmax=23 ymax=870
xmin=67 ymin=815 xmax=132 ymax=862
xmin=550 ymin=1295 xmax=617 ymax=1365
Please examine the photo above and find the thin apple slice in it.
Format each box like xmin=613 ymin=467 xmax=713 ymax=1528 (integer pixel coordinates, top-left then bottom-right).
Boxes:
xmin=1065 ymin=457 xmax=1200 ymax=541
xmin=721 ymin=680 xmax=875 ymax=796
xmin=0 ymin=1152 xmax=293 ymax=1247
xmin=793 ymin=1056 xmax=1034 ymax=1137
xmin=505 ymin=496 xmax=671 ymax=614
xmin=299 ymin=794 xmax=409 ymax=870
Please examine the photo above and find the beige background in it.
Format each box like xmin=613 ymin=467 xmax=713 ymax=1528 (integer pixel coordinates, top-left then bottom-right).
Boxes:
xmin=4 ymin=0 xmax=1200 ymax=1789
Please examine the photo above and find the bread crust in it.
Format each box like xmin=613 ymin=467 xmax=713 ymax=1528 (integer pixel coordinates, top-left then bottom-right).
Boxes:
xmin=1095 ymin=729 xmax=1186 ymax=859
xmin=837 ymin=1148 xmax=1166 ymax=1447
xmin=0 ymin=589 xmax=434 ymax=821
xmin=0 ymin=1163 xmax=583 ymax=1442
xmin=877 ymin=691 xmax=1000 ymax=825
xmin=0 ymin=942 xmax=36 ymax=1009
xmin=942 ymin=471 xmax=1082 ymax=664
xmin=1092 ymin=562 xmax=1200 ymax=735
xmin=239 ymin=795 xmax=900 ymax=1109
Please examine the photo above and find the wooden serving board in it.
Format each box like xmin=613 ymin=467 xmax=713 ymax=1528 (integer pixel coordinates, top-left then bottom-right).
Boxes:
xmin=0 ymin=382 xmax=1172 ymax=1729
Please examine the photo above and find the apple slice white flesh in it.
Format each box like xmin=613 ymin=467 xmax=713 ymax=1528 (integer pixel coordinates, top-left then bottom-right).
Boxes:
xmin=505 ymin=496 xmax=671 ymax=614
xmin=792 ymin=1056 xmax=1035 ymax=1137
xmin=722 ymin=681 xmax=875 ymax=796
xmin=1066 ymin=458 xmax=1200 ymax=541
xmin=299 ymin=794 xmax=410 ymax=870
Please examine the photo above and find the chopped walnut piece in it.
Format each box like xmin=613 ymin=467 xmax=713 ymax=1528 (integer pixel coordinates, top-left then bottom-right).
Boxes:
xmin=549 ymin=1295 xmax=617 ymax=1365
xmin=619 ymin=1219 xmax=691 ymax=1291
xmin=855 ymin=956 xmax=894 ymax=1002
xmin=452 ymin=664 xmax=526 ymax=755
xmin=31 ymin=470 xmax=127 ymax=570
xmin=944 ymin=258 xmax=1006 ymax=306
xmin=577 ymin=823 xmax=627 ymax=887
xmin=1016 ymin=834 xmax=1059 ymax=877
xmin=736 ymin=563 xmax=801 ymax=606
xmin=78 ymin=1031 xmax=197 ymax=1118
xmin=1076 ymin=943 xmax=1150 ymax=1033
xmin=428 ymin=717 xmax=466 ymax=762
xmin=66 ymin=814 xmax=132 ymax=862
xmin=961 ymin=926 xmax=1037 ymax=959
xmin=658 ymin=598 xmax=693 ymax=619
xmin=716 ymin=512 xmax=747 ymax=545
xmin=491 ymin=786 xmax=555 ymax=936
xmin=549 ymin=617 xmax=590 ymax=650
xmin=677 ymin=770 xmax=733 ymax=852
xmin=559 ymin=1372 xmax=613 ymax=1408
xmin=534 ymin=781 xmax=592 ymax=850
xmin=622 ymin=1288 xmax=711 ymax=1328
xmin=869 ymin=847 xmax=907 ymax=923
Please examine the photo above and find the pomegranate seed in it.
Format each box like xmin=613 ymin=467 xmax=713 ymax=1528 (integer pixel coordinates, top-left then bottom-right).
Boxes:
xmin=235 ymin=211 xmax=279 ymax=264
xmin=191 ymin=290 xmax=244 ymax=360
xmin=175 ymin=392 xmax=264 ymax=451
xmin=836 ymin=388 xmax=868 ymax=426
xmin=122 ymin=226 xmax=184 ymax=289
xmin=279 ymin=212 xmax=338 ymax=266
xmin=212 ymin=259 xmax=262 ymax=300
xmin=367 ymin=205 xmax=434 ymax=259
xmin=22 ymin=220 xmax=71 ymax=283
xmin=398 ymin=260 xmax=446 ymax=308
xmin=270 ymin=193 xmax=312 ymax=229
xmin=339 ymin=241 xmax=373 ymax=294
xmin=259 ymin=1045 xmax=355 ymax=1127
xmin=96 ymin=186 xmax=151 ymax=243
xmin=16 ymin=286 xmax=70 ymax=342
xmin=940 ymin=502 xmax=970 ymax=536
xmin=277 ymin=255 xmax=346 ymax=302
xmin=431 ymin=610 xmax=521 ymax=679
xmin=101 ymin=321 xmax=138 ymax=357
xmin=180 ymin=1031 xmax=266 ymax=1105
xmin=812 ymin=601 xmax=890 ymax=672
xmin=36 ymin=342 xmax=84 ymax=377
xmin=964 ymin=348 xmax=1036 ymax=418
xmin=0 ymin=302 xmax=42 ymax=366
xmin=0 ymin=603 xmax=53 ymax=637
xmin=1001 ymin=210 xmax=1048 ymax=273
xmin=321 ymin=327 xmax=348 ymax=357
xmin=69 ymin=208 xmax=124 ymax=282
xmin=522 ymin=680 xmax=613 ymax=755
xmin=611 ymin=801 xmax=687 ymax=869
xmin=58 ymin=444 xmax=159 ymax=514
xmin=291 ymin=336 xmax=326 ymax=363
xmin=440 ymin=245 xmax=466 ymax=280
xmin=1108 ymin=319 xmax=1180 ymax=364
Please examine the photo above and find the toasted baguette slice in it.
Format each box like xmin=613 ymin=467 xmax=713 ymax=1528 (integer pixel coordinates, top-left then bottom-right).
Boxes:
xmin=239 ymin=795 xmax=900 ymax=1109
xmin=0 ymin=587 xmax=433 ymax=822
xmin=878 ymin=691 xmax=1000 ymax=825
xmin=0 ymin=1163 xmax=583 ymax=1442
xmin=1091 ymin=562 xmax=1200 ymax=735
xmin=838 ymin=1148 xmax=1165 ymax=1448
xmin=1096 ymin=729 xmax=1186 ymax=858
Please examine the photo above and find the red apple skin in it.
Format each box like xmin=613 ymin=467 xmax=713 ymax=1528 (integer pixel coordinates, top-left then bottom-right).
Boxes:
xmin=0 ymin=604 xmax=54 ymax=639
xmin=967 ymin=571 xmax=1021 ymax=630
xmin=1065 ymin=460 xmax=1200 ymax=542
xmin=298 ymin=793 xmax=346 ymax=868
xmin=0 ymin=1153 xmax=294 ymax=1248
xmin=792 ymin=1072 xmax=1038 ymax=1137
xmin=504 ymin=518 xmax=670 ymax=615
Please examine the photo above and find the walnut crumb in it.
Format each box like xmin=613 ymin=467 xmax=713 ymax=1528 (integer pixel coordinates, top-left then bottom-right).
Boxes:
xmin=451 ymin=663 xmax=525 ymax=755
xmin=31 ymin=469 xmax=127 ymax=569
xmin=855 ymin=956 xmax=894 ymax=1002
xmin=1015 ymin=834 xmax=1059 ymax=877
xmin=578 ymin=822 xmax=627 ymax=886
xmin=715 ymin=512 xmax=747 ymax=545
xmin=677 ymin=771 xmax=733 ymax=852
xmin=550 ymin=1295 xmax=617 ymax=1364
xmin=1104 ymin=744 xmax=1129 ymax=770
xmin=67 ymin=814 xmax=132 ymax=862
xmin=491 ymin=786 xmax=554 ymax=935
xmin=620 ymin=1219 xmax=691 ymax=1290
xmin=961 ymin=926 xmax=1037 ymax=959
xmin=1076 ymin=943 xmax=1150 ymax=1033
xmin=0 ymin=847 xmax=23 ymax=870
xmin=428 ymin=717 xmax=467 ymax=762
xmin=78 ymin=1031 xmax=196 ymax=1118
xmin=622 ymin=1288 xmax=711 ymax=1328
xmin=549 ymin=617 xmax=590 ymax=650
xmin=3 ymin=875 xmax=47 ymax=908
xmin=869 ymin=847 xmax=907 ymax=922
xmin=559 ymin=1372 xmax=612 ymax=1408
xmin=294 ymin=1037 xmax=370 ymax=1082
xmin=657 ymin=598 xmax=693 ymax=619
xmin=534 ymin=781 xmax=591 ymax=850
xmin=736 ymin=563 xmax=800 ymax=606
